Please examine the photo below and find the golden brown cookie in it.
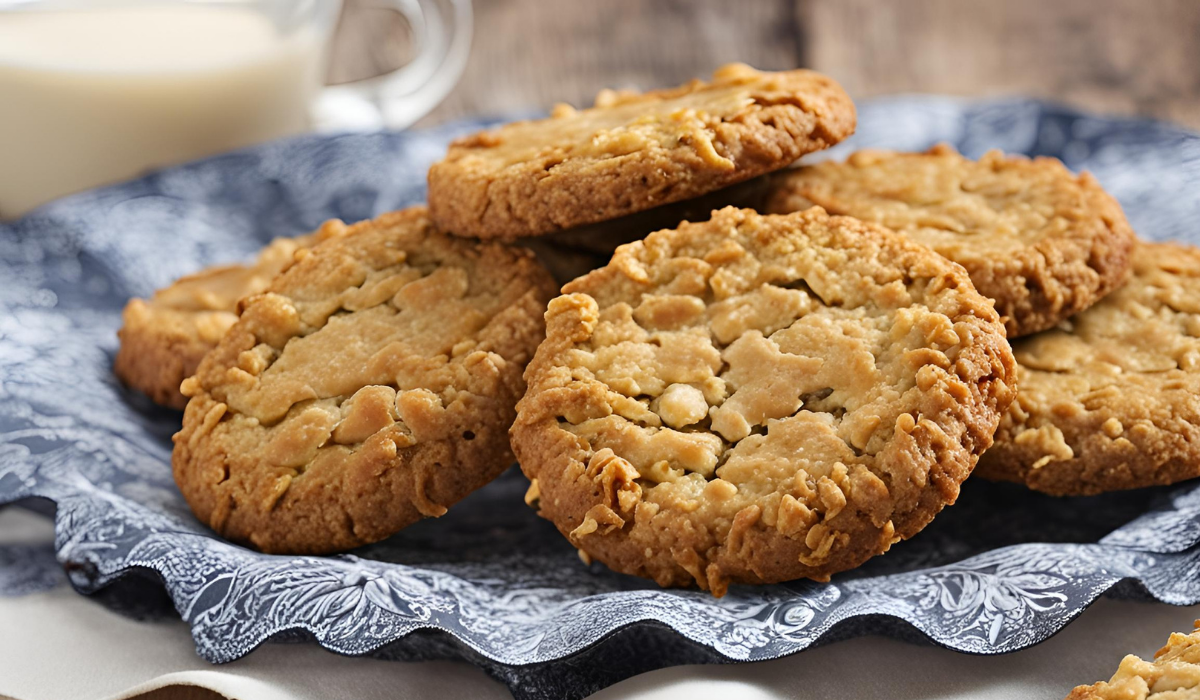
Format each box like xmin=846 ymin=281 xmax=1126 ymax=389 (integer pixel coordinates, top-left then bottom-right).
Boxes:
xmin=172 ymin=207 xmax=557 ymax=554
xmin=511 ymin=207 xmax=1016 ymax=596
xmin=977 ymin=242 xmax=1200 ymax=496
xmin=114 ymin=228 xmax=336 ymax=409
xmin=1066 ymin=620 xmax=1200 ymax=700
xmin=763 ymin=144 xmax=1136 ymax=337
xmin=428 ymin=64 xmax=855 ymax=240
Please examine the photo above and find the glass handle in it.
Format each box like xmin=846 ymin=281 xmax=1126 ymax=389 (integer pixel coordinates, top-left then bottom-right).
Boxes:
xmin=315 ymin=0 xmax=472 ymax=131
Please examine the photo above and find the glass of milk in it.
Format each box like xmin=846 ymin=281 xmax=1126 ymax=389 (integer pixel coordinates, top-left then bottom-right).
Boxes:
xmin=0 ymin=0 xmax=471 ymax=218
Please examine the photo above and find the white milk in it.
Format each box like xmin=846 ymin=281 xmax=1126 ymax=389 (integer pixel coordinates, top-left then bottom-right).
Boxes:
xmin=0 ymin=5 xmax=326 ymax=218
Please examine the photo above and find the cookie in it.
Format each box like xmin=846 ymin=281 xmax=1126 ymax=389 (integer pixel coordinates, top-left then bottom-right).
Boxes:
xmin=977 ymin=242 xmax=1200 ymax=496
xmin=1066 ymin=620 xmax=1200 ymax=700
xmin=172 ymin=207 xmax=557 ymax=554
xmin=114 ymin=227 xmax=335 ymax=408
xmin=764 ymin=145 xmax=1136 ymax=337
xmin=428 ymin=63 xmax=855 ymax=240
xmin=511 ymin=206 xmax=1016 ymax=595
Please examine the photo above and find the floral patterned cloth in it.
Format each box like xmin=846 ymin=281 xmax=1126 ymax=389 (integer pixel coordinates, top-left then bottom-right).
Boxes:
xmin=2 ymin=100 xmax=1200 ymax=700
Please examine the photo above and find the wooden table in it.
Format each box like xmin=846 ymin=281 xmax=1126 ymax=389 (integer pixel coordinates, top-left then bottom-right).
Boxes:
xmin=331 ymin=0 xmax=1200 ymax=130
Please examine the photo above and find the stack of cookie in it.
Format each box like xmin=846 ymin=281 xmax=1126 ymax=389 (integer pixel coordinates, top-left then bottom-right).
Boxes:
xmin=114 ymin=63 xmax=1199 ymax=597
xmin=762 ymin=147 xmax=1198 ymax=498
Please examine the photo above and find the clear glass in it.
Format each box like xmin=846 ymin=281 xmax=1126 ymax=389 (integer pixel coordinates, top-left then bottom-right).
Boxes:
xmin=0 ymin=0 xmax=471 ymax=218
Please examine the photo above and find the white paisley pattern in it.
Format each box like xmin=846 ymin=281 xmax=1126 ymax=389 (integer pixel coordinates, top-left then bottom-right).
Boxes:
xmin=2 ymin=101 xmax=1200 ymax=700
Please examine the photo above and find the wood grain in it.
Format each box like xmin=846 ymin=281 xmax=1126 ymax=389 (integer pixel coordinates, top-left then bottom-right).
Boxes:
xmin=418 ymin=0 xmax=803 ymax=123
xmin=799 ymin=0 xmax=1200 ymax=129
xmin=330 ymin=0 xmax=1200 ymax=129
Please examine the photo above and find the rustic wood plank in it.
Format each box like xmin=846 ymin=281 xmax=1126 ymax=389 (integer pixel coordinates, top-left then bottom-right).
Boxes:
xmin=414 ymin=0 xmax=803 ymax=123
xmin=330 ymin=0 xmax=1200 ymax=130
xmin=797 ymin=0 xmax=1200 ymax=128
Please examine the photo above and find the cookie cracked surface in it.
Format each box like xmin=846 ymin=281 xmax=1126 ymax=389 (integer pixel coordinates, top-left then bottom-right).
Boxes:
xmin=978 ymin=242 xmax=1200 ymax=496
xmin=428 ymin=63 xmax=855 ymax=240
xmin=1066 ymin=620 xmax=1200 ymax=700
xmin=764 ymin=144 xmax=1136 ymax=337
xmin=172 ymin=207 xmax=557 ymax=554
xmin=114 ymin=229 xmax=334 ymax=408
xmin=511 ymin=207 xmax=1016 ymax=595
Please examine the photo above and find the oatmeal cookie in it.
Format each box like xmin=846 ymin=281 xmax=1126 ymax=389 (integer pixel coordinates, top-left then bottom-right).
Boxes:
xmin=114 ymin=227 xmax=336 ymax=409
xmin=978 ymin=242 xmax=1200 ymax=496
xmin=1066 ymin=620 xmax=1200 ymax=700
xmin=764 ymin=144 xmax=1136 ymax=337
xmin=428 ymin=64 xmax=855 ymax=240
xmin=172 ymin=207 xmax=557 ymax=554
xmin=511 ymin=207 xmax=1016 ymax=595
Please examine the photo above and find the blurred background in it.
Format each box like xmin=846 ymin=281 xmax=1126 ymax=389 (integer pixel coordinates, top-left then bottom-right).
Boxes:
xmin=332 ymin=0 xmax=1200 ymax=129
xmin=2 ymin=0 xmax=1198 ymax=219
